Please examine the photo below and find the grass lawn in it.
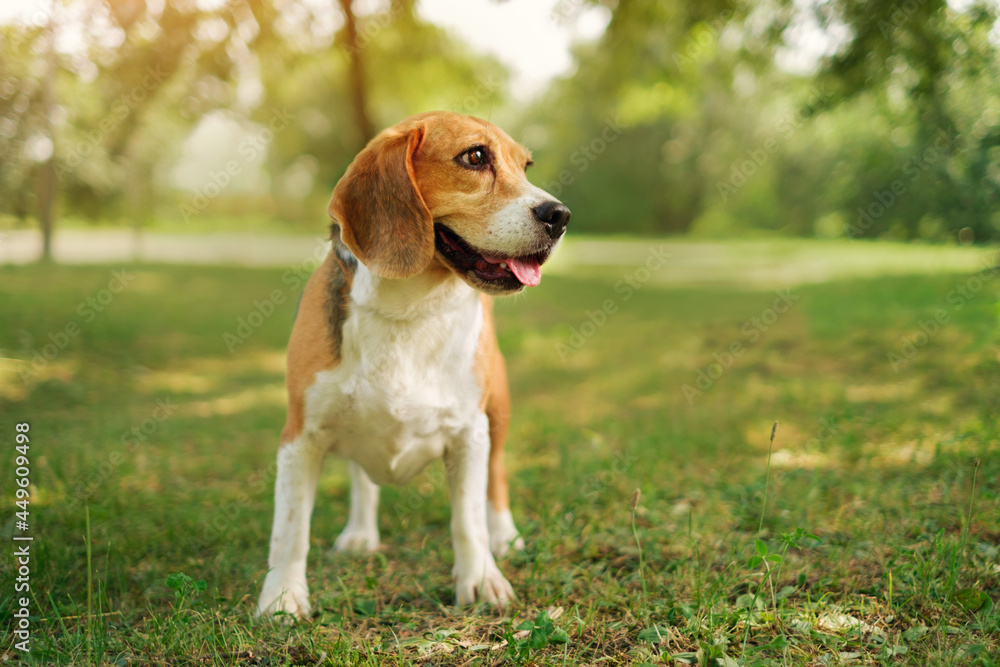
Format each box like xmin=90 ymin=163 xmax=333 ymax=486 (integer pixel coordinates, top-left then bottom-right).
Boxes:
xmin=1 ymin=240 xmax=998 ymax=666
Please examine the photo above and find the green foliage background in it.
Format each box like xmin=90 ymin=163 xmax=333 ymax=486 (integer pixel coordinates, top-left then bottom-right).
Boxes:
xmin=1 ymin=0 xmax=999 ymax=240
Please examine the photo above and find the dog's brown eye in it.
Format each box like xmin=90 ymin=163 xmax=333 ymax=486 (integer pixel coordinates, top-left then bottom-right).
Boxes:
xmin=457 ymin=146 xmax=489 ymax=169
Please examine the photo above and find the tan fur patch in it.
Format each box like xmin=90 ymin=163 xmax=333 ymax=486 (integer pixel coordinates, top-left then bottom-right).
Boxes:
xmin=281 ymin=249 xmax=355 ymax=444
xmin=476 ymin=294 xmax=513 ymax=512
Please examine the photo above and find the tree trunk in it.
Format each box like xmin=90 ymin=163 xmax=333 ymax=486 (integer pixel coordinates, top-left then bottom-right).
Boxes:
xmin=38 ymin=11 xmax=57 ymax=263
xmin=338 ymin=0 xmax=375 ymax=146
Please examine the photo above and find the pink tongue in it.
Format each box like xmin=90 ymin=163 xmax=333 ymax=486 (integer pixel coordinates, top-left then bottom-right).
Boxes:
xmin=508 ymin=257 xmax=542 ymax=287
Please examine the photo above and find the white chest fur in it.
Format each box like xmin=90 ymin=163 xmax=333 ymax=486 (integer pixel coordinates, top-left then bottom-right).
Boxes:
xmin=301 ymin=266 xmax=485 ymax=486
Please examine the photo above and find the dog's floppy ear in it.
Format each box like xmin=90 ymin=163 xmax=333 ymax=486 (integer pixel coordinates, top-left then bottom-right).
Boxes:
xmin=329 ymin=126 xmax=434 ymax=279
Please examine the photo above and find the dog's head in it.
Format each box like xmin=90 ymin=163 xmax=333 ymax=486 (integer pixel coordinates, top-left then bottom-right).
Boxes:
xmin=329 ymin=111 xmax=569 ymax=295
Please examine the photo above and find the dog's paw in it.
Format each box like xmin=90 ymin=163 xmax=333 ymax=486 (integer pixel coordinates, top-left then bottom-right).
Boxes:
xmin=454 ymin=563 xmax=515 ymax=607
xmin=333 ymin=526 xmax=380 ymax=553
xmin=257 ymin=573 xmax=311 ymax=621
xmin=491 ymin=532 xmax=525 ymax=559
xmin=488 ymin=507 xmax=525 ymax=559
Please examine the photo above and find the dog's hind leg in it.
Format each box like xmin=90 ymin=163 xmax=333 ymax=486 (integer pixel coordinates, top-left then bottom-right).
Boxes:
xmin=485 ymin=353 xmax=525 ymax=558
xmin=333 ymin=461 xmax=381 ymax=553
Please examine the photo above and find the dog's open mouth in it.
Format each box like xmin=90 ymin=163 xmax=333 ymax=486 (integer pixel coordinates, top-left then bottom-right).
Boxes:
xmin=434 ymin=223 xmax=550 ymax=289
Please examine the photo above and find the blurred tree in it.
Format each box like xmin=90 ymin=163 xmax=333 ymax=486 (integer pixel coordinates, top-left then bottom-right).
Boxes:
xmin=524 ymin=0 xmax=1000 ymax=241
xmin=339 ymin=0 xmax=375 ymax=145
xmin=251 ymin=0 xmax=508 ymax=221
xmin=1 ymin=0 xmax=260 ymax=250
xmin=0 ymin=0 xmax=263 ymax=236
xmin=524 ymin=0 xmax=794 ymax=234
xmin=0 ymin=25 xmax=51 ymax=230
xmin=4 ymin=0 xmax=997 ymax=242
xmin=810 ymin=0 xmax=1000 ymax=241
xmin=0 ymin=0 xmax=510 ymax=234
xmin=37 ymin=11 xmax=57 ymax=262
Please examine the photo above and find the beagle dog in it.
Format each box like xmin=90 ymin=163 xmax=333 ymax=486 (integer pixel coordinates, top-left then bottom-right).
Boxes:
xmin=257 ymin=111 xmax=570 ymax=618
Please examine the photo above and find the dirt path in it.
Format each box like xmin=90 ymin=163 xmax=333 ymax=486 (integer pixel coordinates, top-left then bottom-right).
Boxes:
xmin=0 ymin=229 xmax=330 ymax=267
xmin=2 ymin=229 xmax=995 ymax=289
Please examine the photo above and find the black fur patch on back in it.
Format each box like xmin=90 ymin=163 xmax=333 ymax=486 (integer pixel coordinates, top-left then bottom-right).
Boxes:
xmin=326 ymin=224 xmax=357 ymax=357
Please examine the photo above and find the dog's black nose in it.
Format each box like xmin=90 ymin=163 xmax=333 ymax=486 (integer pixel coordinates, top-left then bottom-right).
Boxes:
xmin=532 ymin=201 xmax=570 ymax=239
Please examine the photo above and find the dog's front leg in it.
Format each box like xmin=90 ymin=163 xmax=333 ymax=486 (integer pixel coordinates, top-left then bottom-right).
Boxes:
xmin=446 ymin=414 xmax=515 ymax=607
xmin=257 ymin=436 xmax=325 ymax=619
